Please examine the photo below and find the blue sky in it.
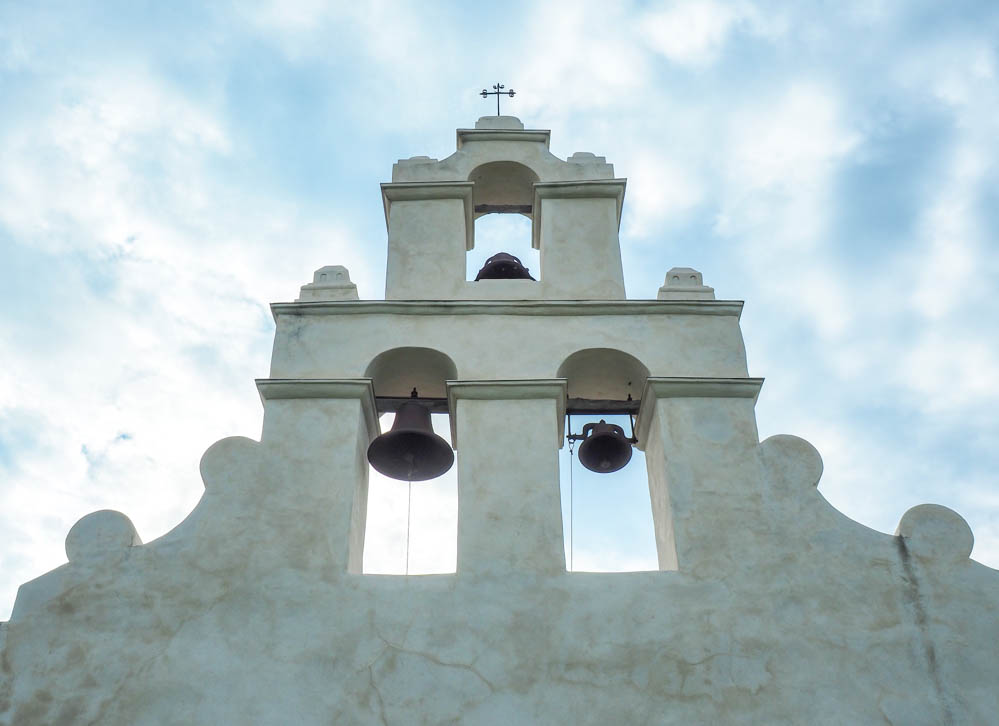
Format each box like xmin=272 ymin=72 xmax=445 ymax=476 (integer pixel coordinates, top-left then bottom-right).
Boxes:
xmin=2 ymin=0 xmax=998 ymax=618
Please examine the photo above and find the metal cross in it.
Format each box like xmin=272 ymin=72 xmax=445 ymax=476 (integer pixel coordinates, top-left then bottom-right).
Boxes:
xmin=480 ymin=83 xmax=515 ymax=116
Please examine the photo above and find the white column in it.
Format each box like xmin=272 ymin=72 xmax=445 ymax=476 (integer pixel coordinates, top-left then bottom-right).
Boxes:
xmin=636 ymin=377 xmax=765 ymax=576
xmin=257 ymin=379 xmax=380 ymax=574
xmin=447 ymin=380 xmax=567 ymax=576
xmin=533 ymin=180 xmax=627 ymax=300
xmin=382 ymin=182 xmax=473 ymax=300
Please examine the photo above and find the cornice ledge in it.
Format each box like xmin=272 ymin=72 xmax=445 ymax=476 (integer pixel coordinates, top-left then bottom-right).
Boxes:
xmin=634 ymin=376 xmax=765 ymax=448
xmin=256 ymin=378 xmax=380 ymax=440
xmin=456 ymin=128 xmax=552 ymax=149
xmin=380 ymin=181 xmax=474 ymax=200
xmin=532 ymin=179 xmax=627 ymax=249
xmin=642 ymin=376 xmax=764 ymax=401
xmin=533 ymin=179 xmax=627 ymax=197
xmin=446 ymin=379 xmax=567 ymax=447
xmin=270 ymin=299 xmax=745 ymax=320
xmin=380 ymin=182 xmax=475 ymax=250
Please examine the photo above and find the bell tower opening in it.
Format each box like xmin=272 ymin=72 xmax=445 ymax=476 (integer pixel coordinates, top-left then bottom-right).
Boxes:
xmin=362 ymin=347 xmax=459 ymax=575
xmin=467 ymin=215 xmax=538 ymax=281
xmin=363 ymin=410 xmax=458 ymax=576
xmin=466 ymin=161 xmax=541 ymax=282
xmin=557 ymin=348 xmax=659 ymax=572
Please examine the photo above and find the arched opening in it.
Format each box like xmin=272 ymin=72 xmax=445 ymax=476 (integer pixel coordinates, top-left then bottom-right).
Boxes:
xmin=467 ymin=215 xmax=537 ymax=281
xmin=466 ymin=161 xmax=541 ymax=281
xmin=365 ymin=347 xmax=457 ymax=399
xmin=557 ymin=348 xmax=650 ymax=402
xmin=557 ymin=348 xmax=658 ymax=572
xmin=362 ymin=347 xmax=458 ymax=575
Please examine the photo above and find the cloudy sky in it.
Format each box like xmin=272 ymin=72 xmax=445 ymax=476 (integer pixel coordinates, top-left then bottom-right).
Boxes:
xmin=2 ymin=0 xmax=998 ymax=618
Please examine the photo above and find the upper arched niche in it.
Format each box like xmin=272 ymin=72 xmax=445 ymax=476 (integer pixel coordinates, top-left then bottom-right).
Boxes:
xmin=364 ymin=347 xmax=458 ymax=399
xmin=468 ymin=161 xmax=539 ymax=219
xmin=557 ymin=348 xmax=650 ymax=401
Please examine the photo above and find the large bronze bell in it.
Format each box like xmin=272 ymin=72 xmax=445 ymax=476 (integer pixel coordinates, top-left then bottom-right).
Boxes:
xmin=367 ymin=400 xmax=454 ymax=481
xmin=474 ymin=252 xmax=536 ymax=281
xmin=577 ymin=419 xmax=633 ymax=473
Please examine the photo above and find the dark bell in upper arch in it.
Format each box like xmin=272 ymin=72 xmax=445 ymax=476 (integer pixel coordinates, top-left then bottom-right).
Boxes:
xmin=474 ymin=252 xmax=536 ymax=281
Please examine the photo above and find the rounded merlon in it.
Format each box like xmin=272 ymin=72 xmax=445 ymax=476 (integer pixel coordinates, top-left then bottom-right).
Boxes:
xmin=65 ymin=510 xmax=141 ymax=563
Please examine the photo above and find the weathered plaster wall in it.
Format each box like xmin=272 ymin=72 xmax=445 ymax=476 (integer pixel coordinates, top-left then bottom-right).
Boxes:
xmin=267 ymin=301 xmax=751 ymax=384
xmin=2 ymin=422 xmax=997 ymax=725
xmin=3 ymin=116 xmax=996 ymax=724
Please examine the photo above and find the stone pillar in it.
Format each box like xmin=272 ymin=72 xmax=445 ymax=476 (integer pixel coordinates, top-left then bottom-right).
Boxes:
xmin=636 ymin=377 xmax=765 ymax=576
xmin=257 ymin=379 xmax=380 ymax=574
xmin=447 ymin=380 xmax=567 ymax=575
xmin=382 ymin=182 xmax=473 ymax=299
xmin=533 ymin=180 xmax=627 ymax=300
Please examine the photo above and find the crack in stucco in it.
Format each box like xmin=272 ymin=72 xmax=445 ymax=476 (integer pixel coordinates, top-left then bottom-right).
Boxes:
xmin=372 ymin=632 xmax=495 ymax=692
xmin=367 ymin=665 xmax=389 ymax=726
xmin=676 ymin=651 xmax=756 ymax=697
xmin=356 ymin=631 xmax=491 ymax=725
xmin=876 ymin=693 xmax=897 ymax=726
xmin=83 ymin=594 xmax=228 ymax=726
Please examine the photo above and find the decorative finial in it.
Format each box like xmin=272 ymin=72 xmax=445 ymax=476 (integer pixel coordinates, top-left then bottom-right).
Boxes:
xmin=480 ymin=83 xmax=515 ymax=116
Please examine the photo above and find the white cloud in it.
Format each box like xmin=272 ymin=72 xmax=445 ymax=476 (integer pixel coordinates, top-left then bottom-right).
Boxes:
xmin=908 ymin=144 xmax=990 ymax=320
xmin=236 ymin=0 xmax=460 ymax=98
xmin=0 ymin=71 xmax=229 ymax=258
xmin=3 ymin=0 xmax=999 ymax=623
xmin=0 ymin=62 xmax=370 ymax=618
xmin=718 ymin=83 xmax=860 ymax=245
xmin=707 ymin=82 xmax=864 ymax=341
xmin=899 ymin=334 xmax=999 ymax=414
xmin=641 ymin=0 xmax=778 ymax=67
xmin=623 ymin=155 xmax=704 ymax=236
xmin=511 ymin=0 xmax=654 ymax=121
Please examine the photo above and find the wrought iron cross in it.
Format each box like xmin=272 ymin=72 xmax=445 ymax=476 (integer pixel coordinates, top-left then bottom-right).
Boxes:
xmin=480 ymin=83 xmax=515 ymax=116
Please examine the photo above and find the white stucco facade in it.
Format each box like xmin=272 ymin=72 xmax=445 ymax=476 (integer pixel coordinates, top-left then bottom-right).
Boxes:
xmin=2 ymin=117 xmax=997 ymax=726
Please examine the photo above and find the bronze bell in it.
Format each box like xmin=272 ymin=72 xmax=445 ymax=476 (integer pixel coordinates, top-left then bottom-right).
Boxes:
xmin=367 ymin=400 xmax=454 ymax=481
xmin=577 ymin=419 xmax=633 ymax=474
xmin=474 ymin=252 xmax=536 ymax=281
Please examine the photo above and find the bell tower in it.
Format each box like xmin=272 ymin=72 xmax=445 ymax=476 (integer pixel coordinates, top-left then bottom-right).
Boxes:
xmin=266 ymin=114 xmax=756 ymax=576
xmin=383 ymin=115 xmax=626 ymax=300
xmin=8 ymin=113 xmax=994 ymax=726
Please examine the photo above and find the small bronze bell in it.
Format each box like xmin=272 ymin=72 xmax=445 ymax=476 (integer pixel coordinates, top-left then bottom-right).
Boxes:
xmin=367 ymin=398 xmax=454 ymax=481
xmin=577 ymin=419 xmax=633 ymax=473
xmin=474 ymin=252 xmax=536 ymax=281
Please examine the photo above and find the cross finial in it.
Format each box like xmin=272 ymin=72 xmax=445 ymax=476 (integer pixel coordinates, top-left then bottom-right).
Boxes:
xmin=480 ymin=83 xmax=515 ymax=116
